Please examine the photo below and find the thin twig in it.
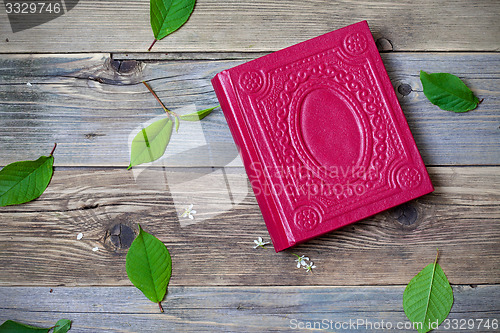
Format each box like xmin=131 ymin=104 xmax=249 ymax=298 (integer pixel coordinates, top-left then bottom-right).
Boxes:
xmin=148 ymin=39 xmax=158 ymax=52
xmin=50 ymin=143 xmax=57 ymax=156
xmin=142 ymin=81 xmax=179 ymax=118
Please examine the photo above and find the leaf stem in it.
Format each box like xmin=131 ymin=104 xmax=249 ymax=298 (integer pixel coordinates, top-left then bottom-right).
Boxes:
xmin=148 ymin=39 xmax=158 ymax=52
xmin=158 ymin=302 xmax=164 ymax=313
xmin=50 ymin=143 xmax=57 ymax=156
xmin=435 ymin=248 xmax=439 ymax=264
xmin=142 ymin=81 xmax=179 ymax=118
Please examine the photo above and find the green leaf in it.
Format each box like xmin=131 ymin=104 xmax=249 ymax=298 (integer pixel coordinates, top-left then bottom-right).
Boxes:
xmin=52 ymin=319 xmax=71 ymax=333
xmin=403 ymin=251 xmax=454 ymax=333
xmin=128 ymin=117 xmax=173 ymax=169
xmin=420 ymin=70 xmax=480 ymax=112
xmin=126 ymin=224 xmax=172 ymax=312
xmin=179 ymin=105 xmax=218 ymax=121
xmin=174 ymin=116 xmax=180 ymax=133
xmin=0 ymin=320 xmax=49 ymax=333
xmin=149 ymin=0 xmax=196 ymax=49
xmin=0 ymin=154 xmax=54 ymax=207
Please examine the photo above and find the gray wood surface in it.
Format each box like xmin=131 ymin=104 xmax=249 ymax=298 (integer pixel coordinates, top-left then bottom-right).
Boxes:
xmin=0 ymin=53 xmax=498 ymax=167
xmin=1 ymin=285 xmax=498 ymax=332
xmin=1 ymin=1 xmax=499 ymax=331
xmin=0 ymin=167 xmax=498 ymax=287
xmin=0 ymin=0 xmax=499 ymax=53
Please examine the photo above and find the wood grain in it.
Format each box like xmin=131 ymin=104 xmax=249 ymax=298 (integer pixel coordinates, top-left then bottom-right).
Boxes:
xmin=1 ymin=0 xmax=498 ymax=329
xmin=0 ymin=53 xmax=498 ymax=167
xmin=1 ymin=285 xmax=498 ymax=332
xmin=0 ymin=0 xmax=499 ymax=53
xmin=0 ymin=166 xmax=498 ymax=287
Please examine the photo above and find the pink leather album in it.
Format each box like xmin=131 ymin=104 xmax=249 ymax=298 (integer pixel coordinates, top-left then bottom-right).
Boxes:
xmin=212 ymin=21 xmax=434 ymax=252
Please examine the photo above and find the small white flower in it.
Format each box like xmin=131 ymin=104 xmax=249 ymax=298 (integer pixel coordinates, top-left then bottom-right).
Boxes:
xmin=76 ymin=233 xmax=83 ymax=240
xmin=26 ymin=82 xmax=32 ymax=87
xmin=294 ymin=255 xmax=310 ymax=268
xmin=92 ymin=247 xmax=99 ymax=252
xmin=303 ymin=261 xmax=316 ymax=273
xmin=180 ymin=204 xmax=196 ymax=220
xmin=253 ymin=237 xmax=270 ymax=249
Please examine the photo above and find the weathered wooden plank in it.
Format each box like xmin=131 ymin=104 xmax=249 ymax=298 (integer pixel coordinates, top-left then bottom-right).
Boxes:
xmin=0 ymin=166 xmax=498 ymax=286
xmin=0 ymin=286 xmax=498 ymax=332
xmin=0 ymin=0 xmax=499 ymax=53
xmin=0 ymin=53 xmax=498 ymax=166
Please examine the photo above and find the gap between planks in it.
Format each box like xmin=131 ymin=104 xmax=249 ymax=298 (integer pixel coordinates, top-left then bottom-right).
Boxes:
xmin=0 ymin=286 xmax=498 ymax=332
xmin=111 ymin=50 xmax=500 ymax=62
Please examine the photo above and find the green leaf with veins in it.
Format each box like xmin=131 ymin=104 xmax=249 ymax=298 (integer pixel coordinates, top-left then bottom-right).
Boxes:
xmin=179 ymin=105 xmax=218 ymax=121
xmin=52 ymin=319 xmax=72 ymax=333
xmin=126 ymin=224 xmax=172 ymax=312
xmin=128 ymin=117 xmax=173 ymax=169
xmin=403 ymin=250 xmax=454 ymax=333
xmin=149 ymin=0 xmax=196 ymax=50
xmin=0 ymin=146 xmax=55 ymax=207
xmin=0 ymin=320 xmax=50 ymax=332
xmin=420 ymin=70 xmax=480 ymax=112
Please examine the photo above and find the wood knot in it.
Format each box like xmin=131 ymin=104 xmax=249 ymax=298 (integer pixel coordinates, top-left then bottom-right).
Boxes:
xmin=79 ymin=203 xmax=99 ymax=210
xmin=398 ymin=83 xmax=412 ymax=96
xmin=391 ymin=202 xmax=418 ymax=226
xmin=107 ymin=223 xmax=136 ymax=250
xmin=376 ymin=38 xmax=393 ymax=52
xmin=84 ymin=133 xmax=105 ymax=140
xmin=110 ymin=59 xmax=140 ymax=74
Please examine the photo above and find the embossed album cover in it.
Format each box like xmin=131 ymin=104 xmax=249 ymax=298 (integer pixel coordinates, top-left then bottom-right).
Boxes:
xmin=212 ymin=21 xmax=434 ymax=252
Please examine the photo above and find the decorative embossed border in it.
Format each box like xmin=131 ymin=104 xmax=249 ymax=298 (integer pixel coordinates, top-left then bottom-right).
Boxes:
xmin=235 ymin=31 xmax=422 ymax=232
